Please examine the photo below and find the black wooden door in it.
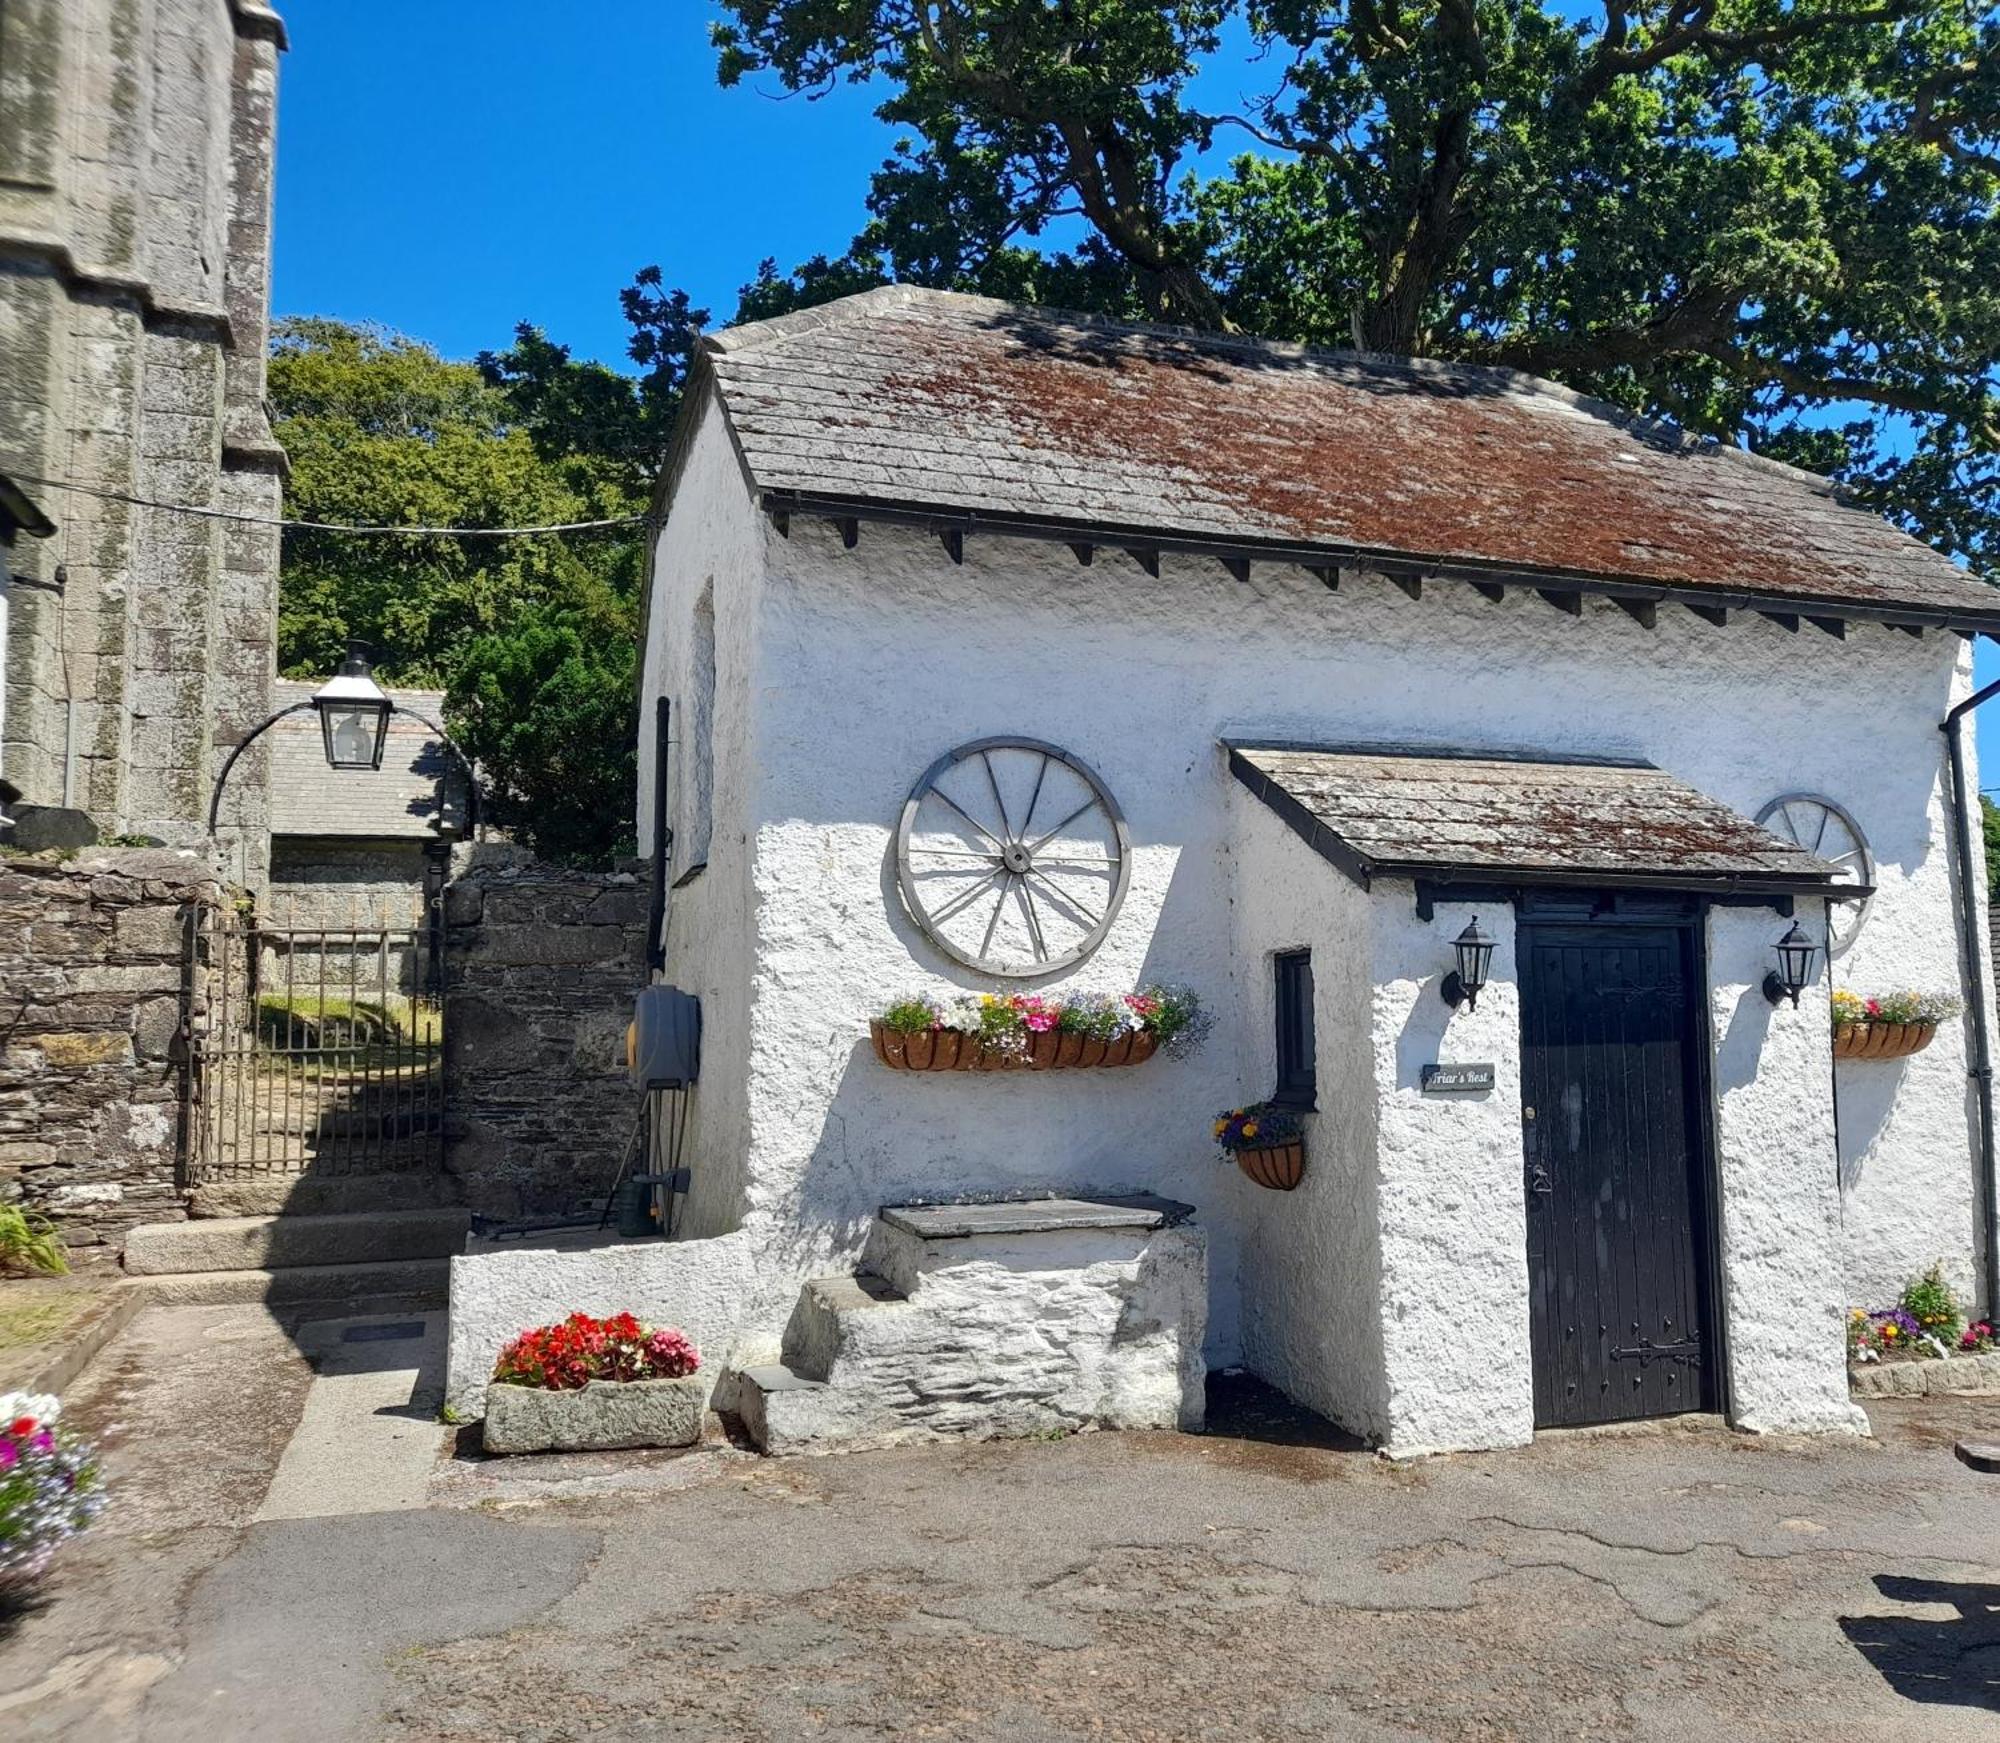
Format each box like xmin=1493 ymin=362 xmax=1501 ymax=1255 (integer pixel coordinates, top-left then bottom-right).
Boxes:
xmin=1519 ymin=920 xmax=1718 ymax=1428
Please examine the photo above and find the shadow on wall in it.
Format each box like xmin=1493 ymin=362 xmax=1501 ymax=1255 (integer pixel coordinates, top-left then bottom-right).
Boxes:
xmin=1712 ymin=984 xmax=1776 ymax=1098
xmin=1835 ymin=1060 xmax=1910 ymax=1196
xmin=1840 ymin=1574 xmax=2000 ymax=1711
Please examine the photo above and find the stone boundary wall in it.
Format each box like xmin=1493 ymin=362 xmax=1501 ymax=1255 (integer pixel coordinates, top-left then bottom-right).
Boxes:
xmin=0 ymin=846 xmax=223 ymax=1264
xmin=444 ymin=854 xmax=650 ymax=1219
xmin=1849 ymin=1350 xmax=2000 ymax=1398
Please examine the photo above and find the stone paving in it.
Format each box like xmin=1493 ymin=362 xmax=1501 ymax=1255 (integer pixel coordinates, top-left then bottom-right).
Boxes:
xmin=2 ymin=1305 xmax=1999 ymax=1740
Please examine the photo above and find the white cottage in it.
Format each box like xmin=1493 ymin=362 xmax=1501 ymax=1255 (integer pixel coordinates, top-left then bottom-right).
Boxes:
xmin=449 ymin=287 xmax=2000 ymax=1458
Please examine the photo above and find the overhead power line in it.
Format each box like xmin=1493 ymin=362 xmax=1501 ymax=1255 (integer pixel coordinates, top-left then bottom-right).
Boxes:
xmin=10 ymin=472 xmax=651 ymax=538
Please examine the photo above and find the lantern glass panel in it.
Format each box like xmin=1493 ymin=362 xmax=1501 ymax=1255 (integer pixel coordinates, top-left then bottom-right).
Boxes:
xmin=1454 ymin=922 xmax=1496 ymax=994
xmin=318 ymin=699 xmax=390 ymax=770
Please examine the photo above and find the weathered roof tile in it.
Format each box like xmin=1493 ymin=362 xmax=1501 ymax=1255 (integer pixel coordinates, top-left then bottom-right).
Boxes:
xmin=705 ymin=287 xmax=1996 ymax=622
xmin=1228 ymin=743 xmax=1850 ymax=893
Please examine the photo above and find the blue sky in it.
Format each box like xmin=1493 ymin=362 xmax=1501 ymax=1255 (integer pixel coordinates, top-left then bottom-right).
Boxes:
xmin=273 ymin=1 xmax=897 ymax=364
xmin=273 ymin=4 xmax=2000 ymax=767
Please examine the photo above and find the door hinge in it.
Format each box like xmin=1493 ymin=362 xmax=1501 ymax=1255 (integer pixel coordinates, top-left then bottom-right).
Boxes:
xmin=1611 ymin=1337 xmax=1703 ymax=1365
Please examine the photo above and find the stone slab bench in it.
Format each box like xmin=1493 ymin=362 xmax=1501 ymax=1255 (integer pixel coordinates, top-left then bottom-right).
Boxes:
xmin=878 ymin=1194 xmax=1196 ymax=1242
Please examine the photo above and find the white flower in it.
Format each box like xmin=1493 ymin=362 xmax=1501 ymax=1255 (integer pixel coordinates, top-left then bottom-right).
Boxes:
xmin=0 ymin=1393 xmax=58 ymax=1428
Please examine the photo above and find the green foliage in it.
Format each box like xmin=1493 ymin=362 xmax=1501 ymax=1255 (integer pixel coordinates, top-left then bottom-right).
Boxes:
xmin=1983 ymin=796 xmax=2000 ymax=900
xmin=709 ymin=0 xmax=2000 ymax=572
xmin=0 ymin=1205 xmax=68 ymax=1278
xmin=1900 ymin=1260 xmax=1963 ymax=1339
xmin=446 ymin=606 xmax=640 ymax=865
xmin=271 ymin=318 xmax=649 ymax=865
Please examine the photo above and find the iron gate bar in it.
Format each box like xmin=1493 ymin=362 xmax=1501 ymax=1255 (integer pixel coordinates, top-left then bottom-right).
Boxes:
xmin=181 ymin=900 xmax=447 ymax=1186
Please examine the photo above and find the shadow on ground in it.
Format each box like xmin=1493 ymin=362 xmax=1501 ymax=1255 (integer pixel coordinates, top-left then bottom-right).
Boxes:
xmin=1842 ymin=1574 xmax=2000 ymax=1712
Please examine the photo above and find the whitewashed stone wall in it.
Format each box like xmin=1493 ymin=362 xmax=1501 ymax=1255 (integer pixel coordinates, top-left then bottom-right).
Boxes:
xmin=628 ymin=402 xmax=1988 ymax=1448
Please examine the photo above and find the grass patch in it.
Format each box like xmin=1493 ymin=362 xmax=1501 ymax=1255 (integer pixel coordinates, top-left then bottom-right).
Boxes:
xmin=0 ymin=1292 xmax=100 ymax=1358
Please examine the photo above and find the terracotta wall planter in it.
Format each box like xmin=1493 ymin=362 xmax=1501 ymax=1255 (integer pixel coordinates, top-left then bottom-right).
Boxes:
xmin=870 ymin=1021 xmax=1159 ymax=1072
xmin=1233 ymin=1139 xmax=1306 ymax=1192
xmin=1832 ymin=1021 xmax=1937 ymax=1062
xmin=483 ymin=1375 xmax=705 ymax=1454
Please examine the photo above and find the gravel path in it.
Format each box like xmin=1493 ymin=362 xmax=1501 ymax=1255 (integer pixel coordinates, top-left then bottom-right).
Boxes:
xmin=3 ymin=1308 xmax=1997 ymax=1740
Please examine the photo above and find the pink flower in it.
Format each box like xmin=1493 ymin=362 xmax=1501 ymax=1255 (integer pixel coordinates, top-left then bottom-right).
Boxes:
xmin=0 ymin=1441 xmax=16 ymax=1470
xmin=29 ymin=1431 xmax=52 ymax=1454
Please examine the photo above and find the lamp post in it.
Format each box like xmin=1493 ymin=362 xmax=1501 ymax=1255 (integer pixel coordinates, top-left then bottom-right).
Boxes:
xmin=207 ymin=643 xmax=479 ymax=837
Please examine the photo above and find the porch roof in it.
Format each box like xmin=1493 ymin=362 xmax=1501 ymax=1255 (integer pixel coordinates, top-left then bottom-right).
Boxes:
xmin=1226 ymin=742 xmax=1854 ymax=899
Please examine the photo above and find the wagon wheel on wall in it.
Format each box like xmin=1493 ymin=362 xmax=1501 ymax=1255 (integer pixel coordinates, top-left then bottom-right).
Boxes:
xmin=1755 ymin=792 xmax=1874 ymax=958
xmin=896 ymin=737 xmax=1132 ymax=978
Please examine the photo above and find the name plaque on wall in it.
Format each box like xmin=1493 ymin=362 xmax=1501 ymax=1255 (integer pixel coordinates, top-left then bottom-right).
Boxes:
xmin=1421 ymin=1062 xmax=1495 ymax=1094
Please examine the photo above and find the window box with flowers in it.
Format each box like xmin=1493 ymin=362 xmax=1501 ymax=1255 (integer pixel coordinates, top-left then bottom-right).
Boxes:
xmin=869 ymin=986 xmax=1205 ymax=1072
xmin=483 ymin=1313 xmax=705 ymax=1454
xmin=1831 ymin=990 xmax=1961 ymax=1061
xmin=1215 ymin=1102 xmax=1307 ymax=1191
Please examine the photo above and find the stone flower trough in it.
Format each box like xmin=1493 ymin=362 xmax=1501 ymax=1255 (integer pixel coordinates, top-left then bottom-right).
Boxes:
xmin=482 ymin=1312 xmax=705 ymax=1454
xmin=483 ymin=1375 xmax=706 ymax=1454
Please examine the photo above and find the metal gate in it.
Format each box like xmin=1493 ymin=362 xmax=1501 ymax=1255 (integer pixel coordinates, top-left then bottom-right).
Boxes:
xmin=181 ymin=896 xmax=447 ymax=1184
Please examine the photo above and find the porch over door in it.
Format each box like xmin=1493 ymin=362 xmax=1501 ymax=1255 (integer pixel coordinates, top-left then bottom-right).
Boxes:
xmin=1519 ymin=920 xmax=1717 ymax=1428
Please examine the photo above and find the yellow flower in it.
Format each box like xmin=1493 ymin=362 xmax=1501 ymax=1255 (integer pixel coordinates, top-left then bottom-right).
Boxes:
xmin=1242 ymin=1121 xmax=1259 ymax=1139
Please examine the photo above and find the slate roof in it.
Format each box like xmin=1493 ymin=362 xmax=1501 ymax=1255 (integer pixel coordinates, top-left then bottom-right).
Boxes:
xmin=702 ymin=286 xmax=1999 ymax=630
xmin=268 ymin=681 xmax=467 ymax=840
xmin=1227 ymin=743 xmax=1853 ymax=896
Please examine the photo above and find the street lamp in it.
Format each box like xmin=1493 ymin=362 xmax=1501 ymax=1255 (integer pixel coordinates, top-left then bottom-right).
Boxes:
xmin=312 ymin=642 xmax=392 ymax=771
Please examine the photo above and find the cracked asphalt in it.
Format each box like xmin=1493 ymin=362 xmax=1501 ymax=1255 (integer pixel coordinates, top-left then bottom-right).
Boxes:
xmin=4 ymin=1305 xmax=1999 ymax=1740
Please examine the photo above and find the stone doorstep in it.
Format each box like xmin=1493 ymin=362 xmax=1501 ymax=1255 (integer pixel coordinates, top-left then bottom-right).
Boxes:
xmin=1849 ymin=1349 xmax=2000 ymax=1398
xmin=122 ymin=1208 xmax=473 ymax=1276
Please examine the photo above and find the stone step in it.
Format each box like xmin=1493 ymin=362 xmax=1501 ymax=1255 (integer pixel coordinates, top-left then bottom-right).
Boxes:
xmin=780 ymin=1272 xmax=910 ymax=1382
xmin=188 ymin=1173 xmax=463 ymax=1220
xmin=736 ymin=1362 xmax=860 ymax=1456
xmin=123 ymin=1208 xmax=471 ymax=1276
xmin=119 ymin=1254 xmax=449 ymax=1312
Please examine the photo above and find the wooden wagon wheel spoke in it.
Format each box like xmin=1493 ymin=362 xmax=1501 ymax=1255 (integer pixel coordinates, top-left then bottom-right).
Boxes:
xmin=1027 ymin=868 xmax=1102 ymax=929
xmin=896 ymin=736 xmax=1132 ymax=978
xmin=1756 ymin=792 xmax=1873 ymax=959
xmin=926 ymin=785 xmax=1008 ymax=852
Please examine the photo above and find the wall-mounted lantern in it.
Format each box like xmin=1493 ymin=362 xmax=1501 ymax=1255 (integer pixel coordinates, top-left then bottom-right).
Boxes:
xmin=1762 ymin=920 xmax=1819 ymax=1008
xmin=312 ymin=641 xmax=392 ymax=771
xmin=1441 ymin=916 xmax=1496 ymax=1013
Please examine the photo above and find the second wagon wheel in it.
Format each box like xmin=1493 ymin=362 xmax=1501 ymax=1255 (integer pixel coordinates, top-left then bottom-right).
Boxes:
xmin=896 ymin=737 xmax=1132 ymax=977
xmin=1755 ymin=792 xmax=1874 ymax=957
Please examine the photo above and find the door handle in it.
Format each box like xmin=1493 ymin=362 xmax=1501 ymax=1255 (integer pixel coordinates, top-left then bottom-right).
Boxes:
xmin=1527 ymin=1162 xmax=1553 ymax=1195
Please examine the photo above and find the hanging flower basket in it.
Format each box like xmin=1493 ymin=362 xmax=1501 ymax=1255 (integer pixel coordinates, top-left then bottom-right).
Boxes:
xmin=1215 ymin=1103 xmax=1307 ymax=1191
xmin=869 ymin=988 xmax=1204 ymax=1074
xmin=1832 ymin=1021 xmax=1936 ymax=1061
xmin=1234 ymin=1139 xmax=1307 ymax=1191
xmin=1830 ymin=990 xmax=1958 ymax=1062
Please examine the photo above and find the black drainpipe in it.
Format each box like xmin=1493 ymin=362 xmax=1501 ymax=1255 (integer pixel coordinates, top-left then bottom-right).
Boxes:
xmin=1943 ymin=671 xmax=2000 ymax=1315
xmin=646 ymin=697 xmax=672 ymax=973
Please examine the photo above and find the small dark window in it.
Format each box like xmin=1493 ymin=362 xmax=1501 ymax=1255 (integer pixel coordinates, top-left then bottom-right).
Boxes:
xmin=1273 ymin=949 xmax=1316 ymax=1108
